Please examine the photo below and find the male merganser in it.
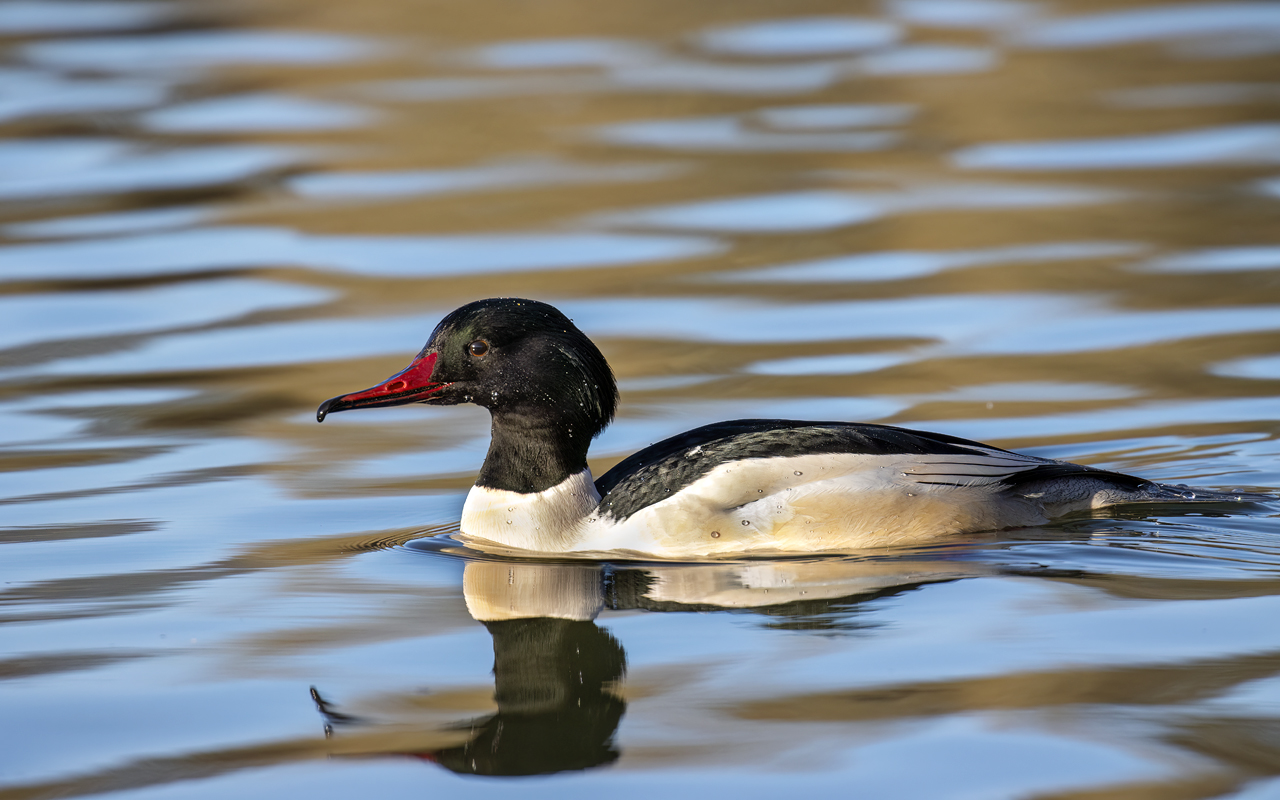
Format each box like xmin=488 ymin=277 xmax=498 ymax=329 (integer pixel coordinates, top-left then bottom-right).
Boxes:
xmin=317 ymin=298 xmax=1255 ymax=558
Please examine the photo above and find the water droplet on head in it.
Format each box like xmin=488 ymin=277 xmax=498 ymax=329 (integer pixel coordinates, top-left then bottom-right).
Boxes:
xmin=794 ymin=471 xmax=802 ymax=476
xmin=506 ymin=519 xmax=513 ymax=524
xmin=740 ymin=520 xmax=750 ymax=526
xmin=757 ymin=489 xmax=764 ymax=493
xmin=508 ymin=507 xmax=515 ymax=512
xmin=1180 ymin=490 xmax=1197 ymax=499
xmin=711 ymin=531 xmax=720 ymax=538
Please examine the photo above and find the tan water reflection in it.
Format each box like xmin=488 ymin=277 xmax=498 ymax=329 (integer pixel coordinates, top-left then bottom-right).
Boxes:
xmin=3 ymin=0 xmax=1280 ymax=797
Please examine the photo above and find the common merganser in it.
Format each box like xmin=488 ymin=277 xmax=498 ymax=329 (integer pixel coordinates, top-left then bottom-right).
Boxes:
xmin=317 ymin=298 xmax=1255 ymax=558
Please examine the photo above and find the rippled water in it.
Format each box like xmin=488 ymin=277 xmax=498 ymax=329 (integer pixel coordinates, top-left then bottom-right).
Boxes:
xmin=3 ymin=1 xmax=1280 ymax=797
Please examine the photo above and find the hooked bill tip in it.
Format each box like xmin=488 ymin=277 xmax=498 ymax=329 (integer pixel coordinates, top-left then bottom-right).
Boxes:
xmin=316 ymin=396 xmax=340 ymax=423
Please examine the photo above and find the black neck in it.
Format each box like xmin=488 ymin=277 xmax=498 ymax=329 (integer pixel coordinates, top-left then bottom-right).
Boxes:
xmin=476 ymin=408 xmax=595 ymax=494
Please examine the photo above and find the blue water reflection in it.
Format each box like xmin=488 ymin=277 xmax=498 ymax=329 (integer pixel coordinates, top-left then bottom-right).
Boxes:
xmin=0 ymin=389 xmax=193 ymax=446
xmin=1017 ymin=3 xmax=1280 ymax=50
xmin=1213 ymin=354 xmax=1280 ymax=380
xmin=748 ymin=352 xmax=912 ymax=376
xmin=599 ymin=181 xmax=1116 ymax=232
xmin=0 ymin=142 xmax=302 ymax=200
xmin=29 ymin=315 xmax=439 ymax=375
xmin=857 ymin=44 xmax=997 ymax=75
xmin=714 ymin=242 xmax=1140 ymax=283
xmin=143 ymin=94 xmax=376 ymax=133
xmin=1140 ymin=246 xmax=1280 ymax=273
xmin=559 ymin=294 xmax=1077 ymax=344
xmin=757 ymin=103 xmax=915 ymax=129
xmin=922 ymin=396 xmax=1280 ymax=441
xmin=608 ymin=58 xmax=848 ymax=94
xmin=5 ymin=207 xmax=207 ymax=239
xmin=474 ymin=38 xmax=652 ymax=69
xmin=889 ymin=0 xmax=1035 ymax=30
xmin=0 ymin=227 xmax=721 ymax=280
xmin=23 ymin=30 xmax=376 ymax=72
xmin=594 ymin=115 xmax=900 ymax=153
xmin=0 ymin=279 xmax=332 ymax=353
xmin=970 ymin=305 xmax=1280 ymax=354
xmin=289 ymin=159 xmax=680 ymax=200
xmin=697 ymin=17 xmax=902 ymax=57
xmin=558 ymin=294 xmax=1280 ymax=358
xmin=599 ymin=191 xmax=884 ymax=231
xmin=0 ymin=0 xmax=172 ymax=33
xmin=0 ymin=68 xmax=166 ymax=122
xmin=955 ymin=123 xmax=1280 ymax=171
xmin=925 ymin=381 xmax=1139 ymax=403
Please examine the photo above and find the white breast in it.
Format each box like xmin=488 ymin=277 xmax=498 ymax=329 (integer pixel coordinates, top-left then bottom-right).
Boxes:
xmin=460 ymin=469 xmax=600 ymax=552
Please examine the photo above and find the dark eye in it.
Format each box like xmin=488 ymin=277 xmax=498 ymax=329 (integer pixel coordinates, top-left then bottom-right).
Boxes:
xmin=468 ymin=340 xmax=489 ymax=357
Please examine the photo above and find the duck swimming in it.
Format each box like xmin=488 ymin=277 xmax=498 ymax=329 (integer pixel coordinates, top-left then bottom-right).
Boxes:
xmin=317 ymin=298 xmax=1255 ymax=558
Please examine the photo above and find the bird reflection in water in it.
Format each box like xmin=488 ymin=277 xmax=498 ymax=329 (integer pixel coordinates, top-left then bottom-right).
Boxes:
xmin=428 ymin=617 xmax=625 ymax=775
xmin=311 ymin=554 xmax=982 ymax=776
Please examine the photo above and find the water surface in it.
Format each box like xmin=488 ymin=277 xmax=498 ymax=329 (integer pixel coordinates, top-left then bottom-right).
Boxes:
xmin=2 ymin=1 xmax=1279 ymax=798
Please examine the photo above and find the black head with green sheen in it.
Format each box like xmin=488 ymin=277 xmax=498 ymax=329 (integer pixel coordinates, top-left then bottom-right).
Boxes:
xmin=317 ymin=298 xmax=619 ymax=457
